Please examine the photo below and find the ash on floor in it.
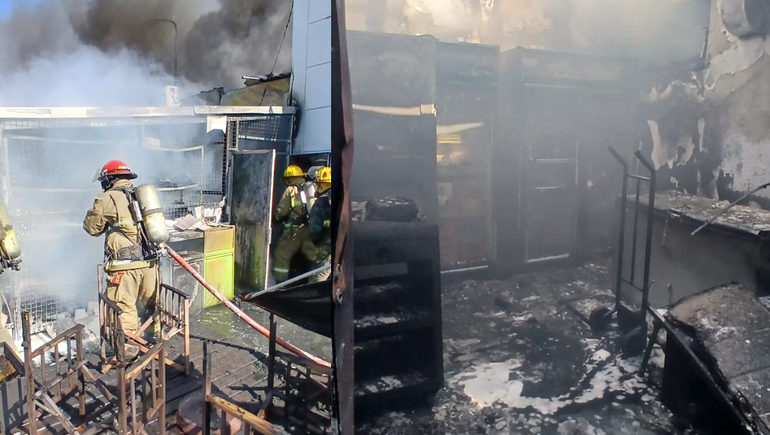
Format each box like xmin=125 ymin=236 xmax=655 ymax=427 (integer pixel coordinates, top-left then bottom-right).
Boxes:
xmin=355 ymin=261 xmax=707 ymax=435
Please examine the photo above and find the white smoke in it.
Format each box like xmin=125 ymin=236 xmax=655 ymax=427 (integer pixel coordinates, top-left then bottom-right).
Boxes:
xmin=393 ymin=0 xmax=709 ymax=62
xmin=567 ymin=0 xmax=709 ymax=62
xmin=0 ymin=1 xmax=245 ymax=318
xmin=0 ymin=47 xmax=190 ymax=107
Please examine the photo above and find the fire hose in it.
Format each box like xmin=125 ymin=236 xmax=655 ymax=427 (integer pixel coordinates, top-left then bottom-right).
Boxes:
xmin=164 ymin=244 xmax=332 ymax=368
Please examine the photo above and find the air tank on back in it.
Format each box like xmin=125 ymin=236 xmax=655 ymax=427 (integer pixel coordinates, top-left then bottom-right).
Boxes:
xmin=0 ymin=203 xmax=21 ymax=262
xmin=135 ymin=184 xmax=170 ymax=245
xmin=303 ymin=166 xmax=324 ymax=212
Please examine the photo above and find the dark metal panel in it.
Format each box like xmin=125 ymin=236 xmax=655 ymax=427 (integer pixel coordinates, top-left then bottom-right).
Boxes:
xmin=436 ymin=79 xmax=496 ymax=269
xmin=436 ymin=41 xmax=499 ymax=84
xmin=230 ymin=150 xmax=275 ymax=290
xmin=494 ymin=48 xmax=637 ymax=271
xmin=332 ymin=0 xmax=355 ymax=433
xmin=346 ymin=31 xmax=439 ymax=224
xmin=511 ymin=47 xmax=637 ymax=88
xmin=520 ymin=88 xmax=579 ymax=264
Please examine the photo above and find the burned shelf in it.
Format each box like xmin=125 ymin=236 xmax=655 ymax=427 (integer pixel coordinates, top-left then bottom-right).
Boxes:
xmin=352 ymin=221 xmax=443 ymax=416
xmin=353 ymin=280 xmax=433 ymax=342
xmin=633 ymin=190 xmax=770 ymax=238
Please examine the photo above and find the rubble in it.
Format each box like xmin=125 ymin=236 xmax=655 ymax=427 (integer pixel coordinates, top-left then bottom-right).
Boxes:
xmin=355 ymin=261 xmax=710 ymax=435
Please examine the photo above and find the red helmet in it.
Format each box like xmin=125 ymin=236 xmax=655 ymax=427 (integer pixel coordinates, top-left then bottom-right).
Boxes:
xmin=93 ymin=160 xmax=138 ymax=182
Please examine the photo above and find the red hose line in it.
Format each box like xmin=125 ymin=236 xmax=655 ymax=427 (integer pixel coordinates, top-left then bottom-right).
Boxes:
xmin=164 ymin=245 xmax=332 ymax=368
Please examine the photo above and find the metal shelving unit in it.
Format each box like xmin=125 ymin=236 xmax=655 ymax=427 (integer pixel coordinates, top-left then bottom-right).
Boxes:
xmin=352 ymin=221 xmax=443 ymax=415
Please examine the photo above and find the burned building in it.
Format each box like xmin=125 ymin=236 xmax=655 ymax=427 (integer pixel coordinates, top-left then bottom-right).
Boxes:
xmin=337 ymin=0 xmax=770 ymax=434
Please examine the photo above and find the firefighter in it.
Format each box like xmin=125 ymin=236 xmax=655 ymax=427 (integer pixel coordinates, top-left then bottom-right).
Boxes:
xmin=83 ymin=160 xmax=160 ymax=364
xmin=272 ymin=165 xmax=315 ymax=283
xmin=0 ymin=204 xmax=20 ymax=356
xmin=308 ymin=166 xmax=332 ymax=283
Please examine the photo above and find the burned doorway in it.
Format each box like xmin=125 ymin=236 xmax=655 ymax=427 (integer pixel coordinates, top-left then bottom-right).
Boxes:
xmin=494 ymin=48 xmax=637 ymax=271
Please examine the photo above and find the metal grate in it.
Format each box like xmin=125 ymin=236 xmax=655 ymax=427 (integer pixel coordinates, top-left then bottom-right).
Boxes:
xmin=235 ymin=115 xmax=294 ymax=146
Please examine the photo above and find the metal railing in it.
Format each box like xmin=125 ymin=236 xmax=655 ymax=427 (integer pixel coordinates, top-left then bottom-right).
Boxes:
xmin=118 ymin=340 xmax=168 ymax=435
xmin=258 ymin=314 xmax=332 ymax=434
xmin=16 ymin=311 xmax=114 ymax=434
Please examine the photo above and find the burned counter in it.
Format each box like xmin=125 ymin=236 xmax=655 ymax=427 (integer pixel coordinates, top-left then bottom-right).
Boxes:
xmin=660 ymin=283 xmax=770 ymax=435
xmin=619 ymin=190 xmax=770 ymax=308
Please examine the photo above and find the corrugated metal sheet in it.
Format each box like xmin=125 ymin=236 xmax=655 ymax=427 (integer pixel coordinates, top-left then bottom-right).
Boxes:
xmin=221 ymin=77 xmax=292 ymax=107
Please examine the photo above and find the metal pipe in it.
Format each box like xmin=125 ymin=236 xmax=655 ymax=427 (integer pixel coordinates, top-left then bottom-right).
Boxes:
xmin=440 ymin=265 xmax=489 ymax=274
xmin=164 ymin=245 xmax=331 ymax=368
xmin=608 ymin=146 xmax=628 ymax=311
xmin=630 ymin=180 xmax=641 ymax=284
xmin=244 ymin=264 xmax=332 ymax=300
xmin=635 ymin=150 xmax=656 ymax=338
xmin=691 ymin=181 xmax=770 ymax=236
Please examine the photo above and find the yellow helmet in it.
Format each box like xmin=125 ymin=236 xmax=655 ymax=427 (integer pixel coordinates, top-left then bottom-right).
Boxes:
xmin=283 ymin=165 xmax=305 ymax=178
xmin=316 ymin=167 xmax=331 ymax=183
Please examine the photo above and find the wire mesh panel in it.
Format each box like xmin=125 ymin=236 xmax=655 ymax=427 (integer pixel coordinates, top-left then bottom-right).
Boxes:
xmin=0 ymin=113 xmax=291 ymax=336
xmin=232 ymin=115 xmax=294 ymax=150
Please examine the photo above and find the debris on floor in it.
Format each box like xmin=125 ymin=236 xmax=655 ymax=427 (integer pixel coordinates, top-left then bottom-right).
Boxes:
xmin=355 ymin=261 xmax=713 ymax=435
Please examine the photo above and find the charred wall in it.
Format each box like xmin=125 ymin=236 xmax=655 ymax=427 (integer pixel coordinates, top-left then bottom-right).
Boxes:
xmin=645 ymin=0 xmax=770 ymax=207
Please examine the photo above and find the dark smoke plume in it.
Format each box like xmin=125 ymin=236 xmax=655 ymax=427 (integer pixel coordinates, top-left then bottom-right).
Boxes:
xmin=1 ymin=0 xmax=293 ymax=90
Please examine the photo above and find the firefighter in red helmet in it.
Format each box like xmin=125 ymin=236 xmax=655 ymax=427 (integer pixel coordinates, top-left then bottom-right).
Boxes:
xmin=83 ymin=160 xmax=160 ymax=364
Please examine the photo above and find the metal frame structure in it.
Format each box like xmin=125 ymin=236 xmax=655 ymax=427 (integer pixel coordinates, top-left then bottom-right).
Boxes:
xmin=583 ymin=147 xmax=656 ymax=357
xmin=98 ymin=294 xmax=169 ymax=435
xmin=257 ymin=313 xmax=332 ymax=434
xmin=589 ymin=147 xmax=656 ymax=354
xmin=20 ymin=312 xmax=90 ymax=435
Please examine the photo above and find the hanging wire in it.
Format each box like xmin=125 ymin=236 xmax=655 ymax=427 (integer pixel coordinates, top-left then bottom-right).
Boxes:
xmin=260 ymin=2 xmax=294 ymax=106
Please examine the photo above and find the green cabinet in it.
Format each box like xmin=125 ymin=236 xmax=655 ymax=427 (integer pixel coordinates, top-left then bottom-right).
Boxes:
xmin=202 ymin=226 xmax=236 ymax=308
xmin=166 ymin=226 xmax=236 ymax=309
xmin=203 ymin=251 xmax=235 ymax=308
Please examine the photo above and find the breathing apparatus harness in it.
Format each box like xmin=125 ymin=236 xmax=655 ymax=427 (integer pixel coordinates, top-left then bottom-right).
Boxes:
xmin=104 ymin=183 xmax=168 ymax=268
xmin=285 ymin=180 xmax=310 ymax=228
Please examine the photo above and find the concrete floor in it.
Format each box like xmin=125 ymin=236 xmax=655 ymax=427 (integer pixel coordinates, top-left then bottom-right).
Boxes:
xmin=355 ymin=260 xmax=714 ymax=435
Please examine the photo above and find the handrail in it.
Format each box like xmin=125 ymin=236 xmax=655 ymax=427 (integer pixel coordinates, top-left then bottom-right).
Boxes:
xmin=30 ymin=324 xmax=84 ymax=359
xmin=124 ymin=340 xmax=166 ymax=380
xmin=161 ymin=283 xmax=191 ymax=299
